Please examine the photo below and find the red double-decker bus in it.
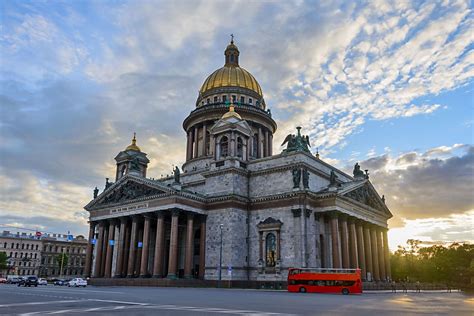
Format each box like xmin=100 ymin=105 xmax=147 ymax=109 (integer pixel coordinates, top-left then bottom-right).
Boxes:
xmin=287 ymin=268 xmax=362 ymax=295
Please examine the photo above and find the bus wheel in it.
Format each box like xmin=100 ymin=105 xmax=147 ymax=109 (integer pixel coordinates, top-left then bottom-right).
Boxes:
xmin=299 ymin=287 xmax=306 ymax=293
xmin=342 ymin=288 xmax=349 ymax=295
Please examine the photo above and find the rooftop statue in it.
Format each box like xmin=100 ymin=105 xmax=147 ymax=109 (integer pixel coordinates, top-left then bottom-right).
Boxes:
xmin=173 ymin=166 xmax=181 ymax=184
xmin=353 ymin=162 xmax=365 ymax=178
xmin=281 ymin=127 xmax=311 ymax=153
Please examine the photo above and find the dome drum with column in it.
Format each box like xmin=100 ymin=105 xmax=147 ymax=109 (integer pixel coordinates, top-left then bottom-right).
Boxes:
xmin=183 ymin=40 xmax=275 ymax=170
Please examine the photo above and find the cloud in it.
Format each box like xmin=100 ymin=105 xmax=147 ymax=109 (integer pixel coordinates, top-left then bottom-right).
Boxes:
xmin=0 ymin=1 xmax=472 ymax=239
xmin=352 ymin=144 xmax=474 ymax=221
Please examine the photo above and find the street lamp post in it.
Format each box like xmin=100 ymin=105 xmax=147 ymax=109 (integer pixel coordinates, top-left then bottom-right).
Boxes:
xmin=218 ymin=224 xmax=223 ymax=288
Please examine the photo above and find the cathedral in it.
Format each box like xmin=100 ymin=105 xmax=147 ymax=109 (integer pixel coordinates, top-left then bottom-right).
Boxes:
xmin=84 ymin=40 xmax=392 ymax=285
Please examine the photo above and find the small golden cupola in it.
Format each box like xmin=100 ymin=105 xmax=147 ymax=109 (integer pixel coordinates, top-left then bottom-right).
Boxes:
xmin=125 ymin=133 xmax=141 ymax=152
xmin=221 ymin=102 xmax=242 ymax=120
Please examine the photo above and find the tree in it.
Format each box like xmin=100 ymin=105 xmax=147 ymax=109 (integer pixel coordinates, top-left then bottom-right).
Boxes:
xmin=55 ymin=253 xmax=69 ymax=275
xmin=391 ymin=240 xmax=474 ymax=286
xmin=0 ymin=252 xmax=8 ymax=270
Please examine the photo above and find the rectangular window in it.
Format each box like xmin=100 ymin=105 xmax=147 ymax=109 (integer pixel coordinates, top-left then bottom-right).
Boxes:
xmin=222 ymin=95 xmax=227 ymax=102
xmin=214 ymin=96 xmax=218 ymax=103
xmin=240 ymin=96 xmax=244 ymax=104
xmin=232 ymin=95 xmax=236 ymax=102
xmin=206 ymin=98 xmax=210 ymax=104
xmin=249 ymin=98 xmax=253 ymax=104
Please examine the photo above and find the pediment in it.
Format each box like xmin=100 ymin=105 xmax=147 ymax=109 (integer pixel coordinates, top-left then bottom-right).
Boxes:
xmin=341 ymin=182 xmax=391 ymax=216
xmin=210 ymin=118 xmax=252 ymax=135
xmin=86 ymin=176 xmax=170 ymax=210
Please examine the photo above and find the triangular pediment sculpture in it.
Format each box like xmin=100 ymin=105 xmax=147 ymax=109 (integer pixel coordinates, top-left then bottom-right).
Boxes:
xmin=96 ymin=180 xmax=165 ymax=206
xmin=343 ymin=183 xmax=387 ymax=213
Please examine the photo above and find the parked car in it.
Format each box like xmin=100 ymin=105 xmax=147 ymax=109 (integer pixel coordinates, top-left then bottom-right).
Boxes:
xmin=68 ymin=278 xmax=87 ymax=287
xmin=0 ymin=277 xmax=7 ymax=284
xmin=18 ymin=276 xmax=38 ymax=287
xmin=7 ymin=276 xmax=21 ymax=284
xmin=53 ymin=279 xmax=67 ymax=286
xmin=38 ymin=278 xmax=48 ymax=286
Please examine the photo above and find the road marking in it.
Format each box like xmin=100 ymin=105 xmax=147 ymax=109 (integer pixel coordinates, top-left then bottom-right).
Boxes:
xmin=89 ymin=298 xmax=150 ymax=305
xmin=0 ymin=300 xmax=83 ymax=308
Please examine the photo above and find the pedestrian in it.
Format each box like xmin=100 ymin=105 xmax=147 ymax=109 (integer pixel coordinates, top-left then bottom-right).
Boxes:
xmin=415 ymin=281 xmax=421 ymax=293
xmin=391 ymin=281 xmax=396 ymax=293
xmin=402 ymin=281 xmax=407 ymax=293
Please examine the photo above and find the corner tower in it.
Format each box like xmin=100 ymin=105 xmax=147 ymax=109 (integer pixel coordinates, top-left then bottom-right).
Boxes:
xmin=114 ymin=133 xmax=150 ymax=180
xmin=183 ymin=39 xmax=277 ymax=172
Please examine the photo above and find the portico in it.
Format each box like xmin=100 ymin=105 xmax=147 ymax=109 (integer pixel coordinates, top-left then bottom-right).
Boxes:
xmin=85 ymin=208 xmax=206 ymax=280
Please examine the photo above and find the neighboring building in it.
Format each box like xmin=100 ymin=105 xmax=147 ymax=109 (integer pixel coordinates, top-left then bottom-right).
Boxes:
xmin=0 ymin=231 xmax=42 ymax=277
xmin=84 ymin=40 xmax=393 ymax=283
xmin=39 ymin=234 xmax=88 ymax=278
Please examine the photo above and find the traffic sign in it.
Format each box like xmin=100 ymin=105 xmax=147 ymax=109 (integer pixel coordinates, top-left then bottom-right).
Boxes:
xmin=137 ymin=241 xmax=143 ymax=248
xmin=109 ymin=240 xmax=115 ymax=246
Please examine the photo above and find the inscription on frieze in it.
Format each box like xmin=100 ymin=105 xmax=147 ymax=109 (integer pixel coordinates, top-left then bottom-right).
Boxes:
xmin=98 ymin=181 xmax=165 ymax=206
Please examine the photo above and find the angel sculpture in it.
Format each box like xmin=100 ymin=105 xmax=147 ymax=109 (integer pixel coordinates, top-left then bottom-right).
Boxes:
xmin=281 ymin=127 xmax=311 ymax=153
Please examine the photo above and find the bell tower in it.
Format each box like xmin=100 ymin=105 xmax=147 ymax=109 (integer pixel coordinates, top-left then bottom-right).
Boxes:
xmin=114 ymin=133 xmax=150 ymax=181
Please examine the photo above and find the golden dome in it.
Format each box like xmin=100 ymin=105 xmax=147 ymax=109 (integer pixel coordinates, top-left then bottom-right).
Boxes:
xmin=125 ymin=133 xmax=141 ymax=152
xmin=221 ymin=103 xmax=242 ymax=120
xmin=199 ymin=40 xmax=263 ymax=98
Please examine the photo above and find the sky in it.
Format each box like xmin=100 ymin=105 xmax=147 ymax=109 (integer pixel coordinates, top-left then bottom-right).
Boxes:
xmin=0 ymin=0 xmax=473 ymax=251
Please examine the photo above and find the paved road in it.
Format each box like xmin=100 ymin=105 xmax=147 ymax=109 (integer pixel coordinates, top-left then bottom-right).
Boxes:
xmin=0 ymin=284 xmax=472 ymax=315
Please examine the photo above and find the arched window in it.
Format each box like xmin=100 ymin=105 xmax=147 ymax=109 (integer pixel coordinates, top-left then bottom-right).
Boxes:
xmin=265 ymin=233 xmax=276 ymax=267
xmin=237 ymin=137 xmax=243 ymax=158
xmin=3 ymin=242 xmax=6 ymax=248
xmin=120 ymin=165 xmax=127 ymax=177
xmin=220 ymin=136 xmax=228 ymax=158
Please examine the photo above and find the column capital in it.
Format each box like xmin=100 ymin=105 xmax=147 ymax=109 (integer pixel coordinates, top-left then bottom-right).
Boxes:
xmin=120 ymin=217 xmax=129 ymax=224
xmin=155 ymin=211 xmax=164 ymax=219
xmin=142 ymin=213 xmax=154 ymax=220
xmin=171 ymin=209 xmax=180 ymax=217
xmin=187 ymin=213 xmax=194 ymax=220
xmin=291 ymin=208 xmax=302 ymax=217
xmin=338 ymin=213 xmax=348 ymax=221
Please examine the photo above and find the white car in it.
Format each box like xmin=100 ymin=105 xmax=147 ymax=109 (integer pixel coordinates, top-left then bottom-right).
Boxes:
xmin=68 ymin=278 xmax=87 ymax=287
xmin=38 ymin=278 xmax=48 ymax=285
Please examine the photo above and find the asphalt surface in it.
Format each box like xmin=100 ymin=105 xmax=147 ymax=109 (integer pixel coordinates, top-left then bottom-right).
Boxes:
xmin=0 ymin=284 xmax=472 ymax=315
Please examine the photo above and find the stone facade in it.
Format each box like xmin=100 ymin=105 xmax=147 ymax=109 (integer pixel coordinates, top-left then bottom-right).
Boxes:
xmin=0 ymin=232 xmax=42 ymax=277
xmin=84 ymin=41 xmax=393 ymax=284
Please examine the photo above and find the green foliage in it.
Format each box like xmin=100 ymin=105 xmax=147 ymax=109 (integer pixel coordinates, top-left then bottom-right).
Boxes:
xmin=391 ymin=240 xmax=474 ymax=286
xmin=0 ymin=252 xmax=8 ymax=269
xmin=55 ymin=253 xmax=69 ymax=268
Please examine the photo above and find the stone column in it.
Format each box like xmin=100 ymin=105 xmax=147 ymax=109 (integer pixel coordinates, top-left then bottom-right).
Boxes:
xmin=93 ymin=222 xmax=104 ymax=278
xmin=269 ymin=134 xmax=273 ymax=156
xmin=340 ymin=215 xmax=350 ymax=269
xmin=184 ymin=214 xmax=194 ymax=278
xmin=127 ymin=216 xmax=138 ymax=277
xmin=104 ymin=220 xmax=115 ymax=278
xmin=167 ymin=210 xmax=180 ymax=279
xmin=383 ymin=229 xmax=392 ymax=281
xmin=370 ymin=227 xmax=380 ymax=281
xmin=259 ymin=231 xmax=264 ymax=262
xmin=363 ymin=224 xmax=373 ymax=281
xmin=356 ymin=221 xmax=366 ymax=280
xmin=100 ymin=225 xmax=108 ymax=276
xmin=202 ymin=124 xmax=207 ymax=156
xmin=153 ymin=212 xmax=165 ymax=277
xmin=114 ymin=217 xmax=127 ymax=277
xmin=329 ymin=212 xmax=341 ymax=269
xmin=198 ymin=219 xmax=206 ymax=279
xmin=348 ymin=218 xmax=358 ymax=268
xmin=377 ymin=228 xmax=386 ymax=281
xmin=84 ymin=222 xmax=95 ymax=278
xmin=258 ymin=127 xmax=263 ymax=158
xmin=264 ymin=130 xmax=269 ymax=157
xmin=187 ymin=130 xmax=193 ymax=160
xmin=139 ymin=215 xmax=151 ymax=277
xmin=193 ymin=127 xmax=199 ymax=158
xmin=122 ymin=221 xmax=131 ymax=276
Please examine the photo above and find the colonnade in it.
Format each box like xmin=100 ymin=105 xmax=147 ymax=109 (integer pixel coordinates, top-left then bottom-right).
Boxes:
xmin=185 ymin=123 xmax=272 ymax=161
xmin=323 ymin=212 xmax=391 ymax=282
xmin=84 ymin=210 xmax=206 ymax=279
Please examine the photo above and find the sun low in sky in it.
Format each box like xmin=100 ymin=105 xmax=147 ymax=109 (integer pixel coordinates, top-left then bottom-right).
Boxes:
xmin=0 ymin=0 xmax=473 ymax=250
